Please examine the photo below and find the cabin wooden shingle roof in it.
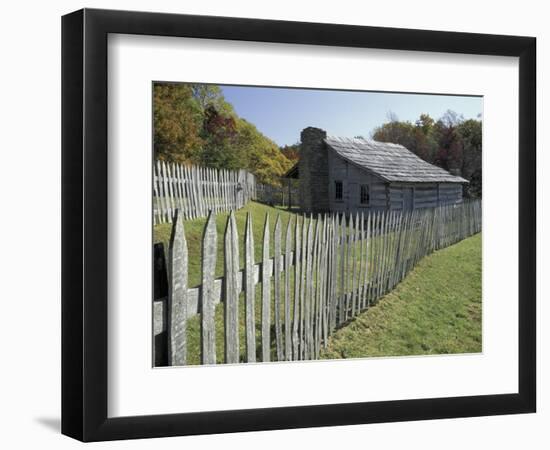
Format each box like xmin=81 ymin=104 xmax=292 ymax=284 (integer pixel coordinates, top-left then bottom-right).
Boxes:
xmin=324 ymin=136 xmax=468 ymax=183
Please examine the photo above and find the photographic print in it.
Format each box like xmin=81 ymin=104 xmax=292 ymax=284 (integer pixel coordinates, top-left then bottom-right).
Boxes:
xmin=152 ymin=83 xmax=482 ymax=367
xmin=61 ymin=10 xmax=535 ymax=440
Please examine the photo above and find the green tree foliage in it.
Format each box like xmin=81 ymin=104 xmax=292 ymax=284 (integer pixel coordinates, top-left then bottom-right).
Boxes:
xmin=154 ymin=83 xmax=293 ymax=185
xmin=153 ymin=83 xmax=203 ymax=164
xmin=234 ymin=119 xmax=291 ymax=186
xmin=199 ymin=105 xmax=241 ymax=169
xmin=372 ymin=110 xmax=482 ymax=198
xmin=457 ymin=119 xmax=482 ymax=198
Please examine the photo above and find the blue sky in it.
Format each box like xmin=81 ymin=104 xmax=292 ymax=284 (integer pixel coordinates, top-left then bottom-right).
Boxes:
xmin=221 ymin=85 xmax=482 ymax=147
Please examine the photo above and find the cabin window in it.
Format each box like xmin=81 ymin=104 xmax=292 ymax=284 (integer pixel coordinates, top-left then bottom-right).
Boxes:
xmin=360 ymin=184 xmax=370 ymax=205
xmin=334 ymin=181 xmax=343 ymax=200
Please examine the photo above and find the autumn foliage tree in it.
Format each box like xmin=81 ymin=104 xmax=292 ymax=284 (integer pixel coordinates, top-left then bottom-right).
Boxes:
xmin=153 ymin=83 xmax=293 ymax=185
xmin=280 ymin=143 xmax=300 ymax=162
xmin=153 ymin=83 xmax=203 ymax=164
xmin=372 ymin=110 xmax=482 ymax=198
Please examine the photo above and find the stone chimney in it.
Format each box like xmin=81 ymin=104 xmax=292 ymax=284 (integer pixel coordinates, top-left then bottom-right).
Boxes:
xmin=299 ymin=127 xmax=329 ymax=213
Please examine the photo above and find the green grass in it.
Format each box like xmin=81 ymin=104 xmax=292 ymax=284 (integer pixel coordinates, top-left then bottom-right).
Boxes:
xmin=320 ymin=233 xmax=482 ymax=359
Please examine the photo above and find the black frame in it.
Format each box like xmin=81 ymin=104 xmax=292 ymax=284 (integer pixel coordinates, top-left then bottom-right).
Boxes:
xmin=62 ymin=8 xmax=536 ymax=442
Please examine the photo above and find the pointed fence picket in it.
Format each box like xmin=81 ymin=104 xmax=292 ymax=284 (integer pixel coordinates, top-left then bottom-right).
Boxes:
xmin=154 ymin=199 xmax=482 ymax=366
xmin=224 ymin=211 xmax=240 ymax=364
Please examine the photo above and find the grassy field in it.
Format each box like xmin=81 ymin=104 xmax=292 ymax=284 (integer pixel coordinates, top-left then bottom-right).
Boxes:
xmin=320 ymin=232 xmax=482 ymax=359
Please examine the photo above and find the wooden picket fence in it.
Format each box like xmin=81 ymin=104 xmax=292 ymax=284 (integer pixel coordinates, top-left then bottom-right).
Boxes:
xmin=153 ymin=160 xmax=257 ymax=224
xmin=154 ymin=199 xmax=481 ymax=366
xmin=255 ymin=182 xmax=299 ymax=208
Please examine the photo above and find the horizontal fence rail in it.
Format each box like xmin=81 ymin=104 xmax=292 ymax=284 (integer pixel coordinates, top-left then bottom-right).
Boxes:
xmin=153 ymin=160 xmax=257 ymax=224
xmin=154 ymin=199 xmax=481 ymax=365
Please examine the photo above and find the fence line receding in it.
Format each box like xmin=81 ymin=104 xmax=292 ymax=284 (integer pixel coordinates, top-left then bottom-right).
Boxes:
xmin=154 ymin=160 xmax=257 ymax=224
xmin=154 ymin=199 xmax=482 ymax=366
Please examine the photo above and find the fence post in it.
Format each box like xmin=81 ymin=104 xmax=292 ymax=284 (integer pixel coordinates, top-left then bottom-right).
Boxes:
xmin=156 ymin=161 xmax=167 ymax=223
xmin=358 ymin=212 xmax=365 ymax=311
xmin=292 ymin=216 xmax=301 ymax=360
xmin=153 ymin=163 xmax=161 ymax=225
xmin=164 ymin=161 xmax=175 ymax=219
xmin=329 ymin=215 xmax=339 ymax=330
xmin=201 ymin=210 xmax=217 ymax=365
xmin=364 ymin=211 xmax=372 ymax=308
xmin=284 ymin=217 xmax=293 ymax=360
xmin=351 ymin=213 xmax=359 ymax=316
xmin=167 ymin=209 xmax=188 ymax=366
xmin=261 ymin=214 xmax=271 ymax=362
xmin=300 ymin=216 xmax=312 ymax=359
xmin=274 ymin=215 xmax=284 ymax=361
xmin=245 ymin=213 xmax=256 ymax=363
xmin=310 ymin=216 xmax=321 ymax=358
xmin=224 ymin=211 xmax=240 ymax=364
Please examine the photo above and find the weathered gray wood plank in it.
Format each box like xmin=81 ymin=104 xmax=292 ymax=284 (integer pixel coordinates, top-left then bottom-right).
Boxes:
xmin=291 ymin=217 xmax=301 ymax=360
xmin=167 ymin=209 xmax=188 ymax=366
xmin=358 ymin=212 xmax=365 ymax=311
xmin=245 ymin=213 xmax=256 ymax=363
xmin=164 ymin=161 xmax=175 ymax=218
xmin=201 ymin=210 xmax=217 ymax=365
xmin=350 ymin=213 xmax=358 ymax=317
xmin=363 ymin=212 xmax=372 ymax=308
xmin=310 ymin=216 xmax=320 ymax=359
xmin=153 ymin=164 xmax=161 ymax=225
xmin=338 ymin=215 xmax=346 ymax=325
xmin=284 ymin=217 xmax=293 ymax=360
xmin=156 ymin=160 xmax=168 ymax=223
xmin=261 ymin=214 xmax=271 ymax=362
xmin=273 ymin=215 xmax=283 ymax=361
xmin=344 ymin=214 xmax=354 ymax=321
xmin=224 ymin=211 xmax=240 ymax=364
xmin=304 ymin=217 xmax=314 ymax=359
xmin=330 ymin=215 xmax=339 ymax=331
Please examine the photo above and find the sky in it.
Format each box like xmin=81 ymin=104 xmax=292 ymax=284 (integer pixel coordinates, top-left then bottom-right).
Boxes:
xmin=221 ymin=85 xmax=483 ymax=147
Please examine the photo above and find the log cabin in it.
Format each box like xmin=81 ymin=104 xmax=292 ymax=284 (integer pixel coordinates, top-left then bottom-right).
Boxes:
xmin=284 ymin=127 xmax=468 ymax=214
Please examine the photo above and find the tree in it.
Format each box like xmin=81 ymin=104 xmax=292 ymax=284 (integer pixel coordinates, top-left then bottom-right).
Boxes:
xmin=199 ymin=105 xmax=241 ymax=169
xmin=153 ymin=82 xmax=293 ymax=185
xmin=440 ymin=109 xmax=464 ymax=127
xmin=372 ymin=110 xmax=482 ymax=198
xmin=191 ymin=84 xmax=234 ymax=117
xmin=372 ymin=119 xmax=417 ymax=151
xmin=280 ymin=143 xmax=300 ymax=162
xmin=153 ymin=83 xmax=203 ymax=163
xmin=234 ymin=119 xmax=293 ymax=185
xmin=457 ymin=119 xmax=482 ymax=197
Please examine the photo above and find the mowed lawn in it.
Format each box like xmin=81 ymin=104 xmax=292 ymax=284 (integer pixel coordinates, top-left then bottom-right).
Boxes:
xmin=320 ymin=232 xmax=482 ymax=359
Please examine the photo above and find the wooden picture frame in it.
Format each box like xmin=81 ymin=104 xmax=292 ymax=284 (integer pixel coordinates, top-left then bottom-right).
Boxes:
xmin=61 ymin=8 xmax=536 ymax=442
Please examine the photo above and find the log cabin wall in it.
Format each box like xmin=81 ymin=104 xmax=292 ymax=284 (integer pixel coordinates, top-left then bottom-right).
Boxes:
xmin=327 ymin=149 xmax=388 ymax=213
xmin=326 ymin=151 xmax=464 ymax=214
